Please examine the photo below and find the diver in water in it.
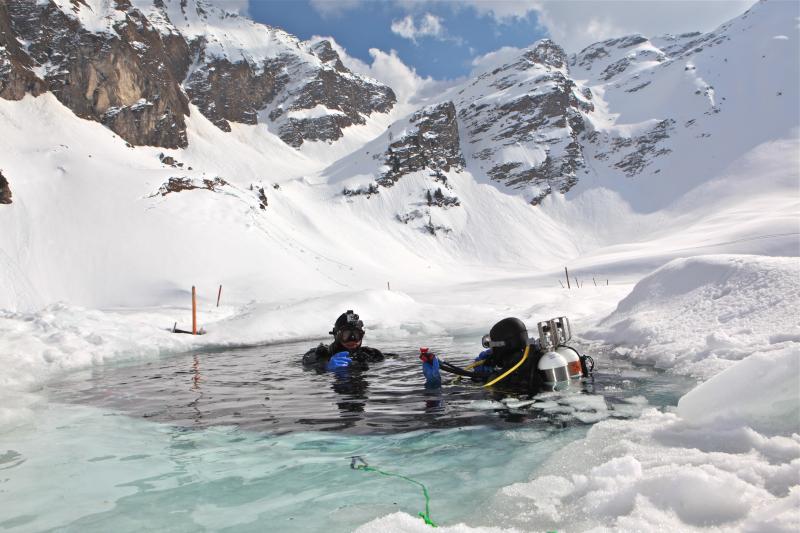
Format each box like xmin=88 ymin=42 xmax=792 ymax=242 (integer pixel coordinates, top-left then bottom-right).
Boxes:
xmin=421 ymin=317 xmax=593 ymax=393
xmin=303 ymin=310 xmax=387 ymax=372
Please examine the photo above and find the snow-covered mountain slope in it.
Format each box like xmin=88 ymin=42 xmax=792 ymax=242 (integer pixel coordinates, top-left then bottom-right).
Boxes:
xmin=0 ymin=0 xmax=396 ymax=150
xmin=330 ymin=0 xmax=797 ymax=213
xmin=0 ymin=0 xmax=797 ymax=313
xmin=570 ymin=0 xmax=799 ymax=210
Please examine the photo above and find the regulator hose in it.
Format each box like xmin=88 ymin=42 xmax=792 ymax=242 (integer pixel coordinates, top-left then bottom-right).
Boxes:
xmin=439 ymin=360 xmax=477 ymax=378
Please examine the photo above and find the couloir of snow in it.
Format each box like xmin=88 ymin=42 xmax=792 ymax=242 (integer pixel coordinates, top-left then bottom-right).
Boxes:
xmin=0 ymin=0 xmax=798 ymax=531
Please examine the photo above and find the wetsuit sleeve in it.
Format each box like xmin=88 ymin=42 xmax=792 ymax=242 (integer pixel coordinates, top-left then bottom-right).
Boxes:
xmin=302 ymin=344 xmax=329 ymax=366
xmin=358 ymin=346 xmax=385 ymax=362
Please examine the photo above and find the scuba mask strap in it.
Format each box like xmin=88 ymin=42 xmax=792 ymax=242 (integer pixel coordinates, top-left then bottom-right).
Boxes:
xmin=481 ymin=334 xmax=506 ymax=349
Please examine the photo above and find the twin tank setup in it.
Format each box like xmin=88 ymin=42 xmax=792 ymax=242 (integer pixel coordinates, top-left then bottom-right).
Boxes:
xmin=533 ymin=317 xmax=594 ymax=390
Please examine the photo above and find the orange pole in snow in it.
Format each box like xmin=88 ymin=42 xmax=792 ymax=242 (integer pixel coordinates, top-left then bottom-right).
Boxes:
xmin=192 ymin=285 xmax=197 ymax=335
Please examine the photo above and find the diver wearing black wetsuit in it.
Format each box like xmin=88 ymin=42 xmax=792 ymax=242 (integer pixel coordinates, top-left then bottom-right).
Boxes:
xmin=302 ymin=310 xmax=386 ymax=371
xmin=422 ymin=317 xmax=589 ymax=393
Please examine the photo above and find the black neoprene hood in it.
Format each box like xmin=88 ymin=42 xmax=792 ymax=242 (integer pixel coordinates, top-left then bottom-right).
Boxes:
xmin=489 ymin=317 xmax=529 ymax=353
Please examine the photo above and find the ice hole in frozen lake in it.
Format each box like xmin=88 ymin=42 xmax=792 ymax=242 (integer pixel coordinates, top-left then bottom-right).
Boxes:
xmin=0 ymin=341 xmax=698 ymax=533
xmin=46 ymin=340 xmax=696 ymax=434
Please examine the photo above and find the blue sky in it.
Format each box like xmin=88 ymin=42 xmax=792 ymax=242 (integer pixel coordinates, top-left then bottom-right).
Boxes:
xmin=248 ymin=1 xmax=548 ymax=79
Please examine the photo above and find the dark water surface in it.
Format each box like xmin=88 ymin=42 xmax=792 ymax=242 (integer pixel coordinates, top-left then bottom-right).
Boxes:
xmin=47 ymin=338 xmax=697 ymax=434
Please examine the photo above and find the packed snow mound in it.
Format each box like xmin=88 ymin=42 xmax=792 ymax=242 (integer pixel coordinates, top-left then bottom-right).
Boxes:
xmin=492 ymin=409 xmax=800 ymax=532
xmin=586 ymin=254 xmax=800 ymax=378
xmin=678 ymin=346 xmax=799 ymax=435
xmin=358 ymin=408 xmax=800 ymax=532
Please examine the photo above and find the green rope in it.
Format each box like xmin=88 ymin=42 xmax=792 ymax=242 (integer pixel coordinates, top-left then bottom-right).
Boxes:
xmin=351 ymin=457 xmax=437 ymax=527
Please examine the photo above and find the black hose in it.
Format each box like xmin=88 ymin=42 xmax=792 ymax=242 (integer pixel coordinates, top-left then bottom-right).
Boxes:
xmin=439 ymin=360 xmax=477 ymax=378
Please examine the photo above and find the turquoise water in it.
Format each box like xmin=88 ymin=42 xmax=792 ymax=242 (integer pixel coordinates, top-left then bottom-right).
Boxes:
xmin=0 ymin=341 xmax=696 ymax=532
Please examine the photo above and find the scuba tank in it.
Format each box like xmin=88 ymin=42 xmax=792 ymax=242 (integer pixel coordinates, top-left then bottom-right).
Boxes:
xmin=537 ymin=350 xmax=570 ymax=386
xmin=556 ymin=346 xmax=583 ymax=379
xmin=538 ymin=316 xmax=593 ymax=379
xmin=536 ymin=317 xmax=578 ymax=386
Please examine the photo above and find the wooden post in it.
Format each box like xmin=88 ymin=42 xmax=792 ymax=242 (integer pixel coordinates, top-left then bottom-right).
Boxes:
xmin=607 ymin=279 xmax=609 ymax=286
xmin=565 ymin=267 xmax=571 ymax=289
xmin=216 ymin=285 xmax=222 ymax=307
xmin=192 ymin=285 xmax=197 ymax=335
xmin=387 ymin=281 xmax=390 ymax=290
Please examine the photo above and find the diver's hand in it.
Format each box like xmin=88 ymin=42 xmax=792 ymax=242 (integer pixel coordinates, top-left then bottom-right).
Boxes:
xmin=326 ymin=351 xmax=352 ymax=371
xmin=473 ymin=349 xmax=494 ymax=376
xmin=420 ymin=351 xmax=441 ymax=387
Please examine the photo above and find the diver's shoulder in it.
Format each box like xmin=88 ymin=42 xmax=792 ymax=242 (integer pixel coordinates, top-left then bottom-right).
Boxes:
xmin=302 ymin=343 xmax=331 ymax=365
xmin=357 ymin=346 xmax=385 ymax=361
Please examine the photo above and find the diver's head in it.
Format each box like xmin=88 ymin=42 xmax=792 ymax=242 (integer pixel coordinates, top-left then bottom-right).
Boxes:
xmin=331 ymin=310 xmax=365 ymax=351
xmin=482 ymin=317 xmax=529 ymax=357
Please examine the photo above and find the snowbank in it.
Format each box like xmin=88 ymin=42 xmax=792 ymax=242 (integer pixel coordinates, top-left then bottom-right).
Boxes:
xmin=586 ymin=254 xmax=800 ymax=378
xmin=678 ymin=346 xmax=800 ymax=434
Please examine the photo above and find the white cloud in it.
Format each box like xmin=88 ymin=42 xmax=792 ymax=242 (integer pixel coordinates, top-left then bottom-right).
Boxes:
xmin=312 ymin=35 xmax=459 ymax=105
xmin=204 ymin=0 xmax=251 ymax=17
xmin=469 ymin=45 xmax=525 ymax=75
xmin=457 ymin=0 xmax=755 ymax=53
xmin=308 ymin=0 xmax=363 ymax=18
xmin=390 ymin=12 xmax=448 ymax=44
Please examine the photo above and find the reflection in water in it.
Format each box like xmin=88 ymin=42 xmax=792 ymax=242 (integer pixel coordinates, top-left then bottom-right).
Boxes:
xmin=331 ymin=370 xmax=369 ymax=415
xmin=46 ymin=340 xmax=693 ymax=435
xmin=189 ymin=354 xmax=203 ymax=424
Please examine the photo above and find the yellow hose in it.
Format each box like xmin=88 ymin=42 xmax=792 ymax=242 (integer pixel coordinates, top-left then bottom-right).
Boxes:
xmin=483 ymin=344 xmax=530 ymax=388
xmin=465 ymin=359 xmax=487 ymax=370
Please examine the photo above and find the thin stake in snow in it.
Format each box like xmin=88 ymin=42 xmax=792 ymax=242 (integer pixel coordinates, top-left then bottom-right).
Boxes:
xmin=565 ymin=267 xmax=571 ymax=289
xmin=575 ymin=277 xmax=579 ymax=288
xmin=387 ymin=281 xmax=391 ymax=291
xmin=216 ymin=285 xmax=222 ymax=307
xmin=559 ymin=280 xmax=564 ymax=288
xmin=192 ymin=286 xmax=197 ymax=335
xmin=593 ymin=277 xmax=597 ymax=287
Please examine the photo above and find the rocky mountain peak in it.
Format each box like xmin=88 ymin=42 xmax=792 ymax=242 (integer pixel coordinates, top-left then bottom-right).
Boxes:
xmin=309 ymin=39 xmax=347 ymax=72
xmin=0 ymin=0 xmax=396 ymax=149
xmin=520 ymin=39 xmax=568 ymax=70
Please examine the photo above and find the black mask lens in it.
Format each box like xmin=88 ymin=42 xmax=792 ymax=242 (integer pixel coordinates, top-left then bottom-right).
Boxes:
xmin=340 ymin=328 xmax=363 ymax=342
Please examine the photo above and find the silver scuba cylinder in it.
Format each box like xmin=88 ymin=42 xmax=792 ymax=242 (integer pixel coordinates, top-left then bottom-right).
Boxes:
xmin=556 ymin=346 xmax=583 ymax=379
xmin=537 ymin=350 xmax=570 ymax=385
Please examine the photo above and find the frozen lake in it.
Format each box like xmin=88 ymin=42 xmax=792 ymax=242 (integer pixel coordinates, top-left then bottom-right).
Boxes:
xmin=0 ymin=339 xmax=696 ymax=532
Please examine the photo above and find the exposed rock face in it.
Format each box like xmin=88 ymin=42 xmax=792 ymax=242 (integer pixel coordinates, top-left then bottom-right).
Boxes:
xmin=378 ymin=101 xmax=464 ymax=186
xmin=0 ymin=1 xmax=46 ymax=99
xmin=185 ymin=55 xmax=291 ymax=132
xmin=0 ymin=1 xmax=395 ymax=149
xmin=153 ymin=176 xmax=228 ymax=196
xmin=274 ymin=64 xmax=396 ymax=147
xmin=456 ymin=40 xmax=593 ymax=204
xmin=589 ymin=119 xmax=676 ymax=176
xmin=0 ymin=169 xmax=11 ymax=204
xmin=2 ymin=0 xmax=189 ymax=147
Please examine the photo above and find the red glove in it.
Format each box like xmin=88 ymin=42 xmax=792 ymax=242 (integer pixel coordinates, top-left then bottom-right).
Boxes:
xmin=419 ymin=347 xmax=436 ymax=364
